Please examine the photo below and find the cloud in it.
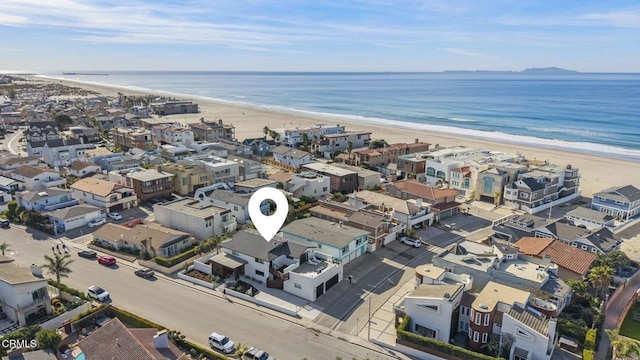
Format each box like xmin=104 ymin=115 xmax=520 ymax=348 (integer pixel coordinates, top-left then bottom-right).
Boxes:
xmin=579 ymin=10 xmax=640 ymax=28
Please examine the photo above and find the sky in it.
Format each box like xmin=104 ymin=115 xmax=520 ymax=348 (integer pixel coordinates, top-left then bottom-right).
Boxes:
xmin=0 ymin=0 xmax=639 ymax=72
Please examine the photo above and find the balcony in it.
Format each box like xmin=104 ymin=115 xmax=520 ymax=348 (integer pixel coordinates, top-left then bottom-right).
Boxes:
xmin=222 ymin=217 xmax=237 ymax=233
xmin=269 ymin=265 xmax=290 ymax=281
xmin=41 ymin=178 xmax=67 ymax=188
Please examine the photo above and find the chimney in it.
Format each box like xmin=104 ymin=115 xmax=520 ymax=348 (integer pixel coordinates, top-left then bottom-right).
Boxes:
xmin=200 ymin=117 xmax=204 ymax=123
xmin=153 ymin=329 xmax=169 ymax=349
xmin=416 ymin=198 xmax=423 ymax=207
xmin=218 ymin=119 xmax=223 ymax=125
xmin=156 ymin=166 xmax=162 ymax=173
xmin=415 ymin=138 xmax=419 ymax=143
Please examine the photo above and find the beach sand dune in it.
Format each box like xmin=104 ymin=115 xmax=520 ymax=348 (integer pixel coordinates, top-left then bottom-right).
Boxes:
xmin=43 ymin=77 xmax=639 ymax=198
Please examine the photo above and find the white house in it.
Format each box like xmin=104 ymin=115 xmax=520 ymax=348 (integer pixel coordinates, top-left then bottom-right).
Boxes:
xmin=565 ymin=207 xmax=615 ymax=230
xmin=0 ymin=175 xmax=23 ymax=194
xmin=313 ymin=131 xmax=372 ymax=159
xmin=154 ymin=198 xmax=237 ymax=240
xmin=70 ymin=177 xmax=137 ymax=212
xmin=281 ymin=217 xmax=370 ymax=265
xmin=65 ymin=161 xmax=101 ymax=178
xmin=10 ymin=165 xmax=66 ymax=191
xmin=0 ymin=155 xmax=40 ymax=176
xmin=217 ymin=230 xmax=343 ymax=301
xmin=193 ymin=155 xmax=240 ymax=185
xmin=41 ymin=139 xmax=95 ymax=168
xmin=17 ymin=189 xmax=79 ymax=211
xmin=348 ymin=190 xmax=434 ymax=229
xmin=198 ymin=189 xmax=269 ymax=224
xmin=152 ymin=124 xmax=194 ymax=146
xmin=49 ymin=204 xmax=104 ymax=233
xmin=287 ymin=172 xmax=330 ymax=199
xmin=282 ymin=124 xmax=345 ymax=148
xmin=0 ymin=261 xmax=52 ymax=326
xmin=501 ymin=305 xmax=558 ymax=360
xmin=402 ymin=283 xmax=466 ymax=342
xmin=272 ymin=146 xmax=315 ymax=169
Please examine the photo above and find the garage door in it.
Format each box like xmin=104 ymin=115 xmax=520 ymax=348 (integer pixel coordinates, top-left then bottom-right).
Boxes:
xmin=325 ymin=274 xmax=339 ymax=291
xmin=65 ymin=216 xmax=87 ymax=230
xmin=316 ymin=284 xmax=324 ymax=298
xmin=109 ymin=203 xmax=124 ymax=212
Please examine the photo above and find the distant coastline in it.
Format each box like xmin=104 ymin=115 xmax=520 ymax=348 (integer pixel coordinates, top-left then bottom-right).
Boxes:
xmin=62 ymin=72 xmax=109 ymax=76
xmin=444 ymin=67 xmax=577 ymax=74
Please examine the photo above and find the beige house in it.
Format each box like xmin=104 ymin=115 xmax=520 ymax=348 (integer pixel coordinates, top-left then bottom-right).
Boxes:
xmin=160 ymin=162 xmax=211 ymax=196
xmin=92 ymin=222 xmax=193 ymax=258
xmin=70 ymin=177 xmax=137 ymax=212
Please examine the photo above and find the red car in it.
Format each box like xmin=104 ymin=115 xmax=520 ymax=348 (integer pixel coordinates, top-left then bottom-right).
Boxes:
xmin=97 ymin=255 xmax=116 ymax=266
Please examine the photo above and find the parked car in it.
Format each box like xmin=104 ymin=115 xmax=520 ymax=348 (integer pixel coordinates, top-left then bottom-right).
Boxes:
xmin=244 ymin=346 xmax=275 ymax=360
xmin=208 ymin=332 xmax=235 ymax=354
xmin=107 ymin=212 xmax=122 ymax=220
xmin=97 ymin=255 xmax=116 ymax=266
xmin=87 ymin=218 xmax=106 ymax=228
xmin=134 ymin=268 xmax=155 ymax=278
xmin=0 ymin=219 xmax=9 ymax=228
xmin=400 ymin=237 xmax=421 ymax=248
xmin=78 ymin=250 xmax=97 ymax=259
xmin=87 ymin=285 xmax=110 ymax=301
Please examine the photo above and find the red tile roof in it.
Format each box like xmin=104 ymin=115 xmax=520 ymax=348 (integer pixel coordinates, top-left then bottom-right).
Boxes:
xmin=515 ymin=237 xmax=596 ymax=276
xmin=391 ymin=179 xmax=459 ymax=201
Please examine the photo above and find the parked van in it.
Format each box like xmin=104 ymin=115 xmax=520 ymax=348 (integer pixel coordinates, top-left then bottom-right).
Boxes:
xmin=0 ymin=219 xmax=9 ymax=228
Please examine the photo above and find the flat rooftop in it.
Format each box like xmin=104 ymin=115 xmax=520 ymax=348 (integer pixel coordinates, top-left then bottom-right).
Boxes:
xmin=159 ymin=198 xmax=229 ymax=217
xmin=499 ymin=260 xmax=548 ymax=284
xmin=0 ymin=262 xmax=46 ymax=285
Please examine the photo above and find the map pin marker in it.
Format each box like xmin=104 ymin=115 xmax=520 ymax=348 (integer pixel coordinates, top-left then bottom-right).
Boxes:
xmin=248 ymin=187 xmax=289 ymax=242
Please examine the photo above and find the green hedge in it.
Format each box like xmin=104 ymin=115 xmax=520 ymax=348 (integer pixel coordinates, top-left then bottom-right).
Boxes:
xmin=584 ymin=329 xmax=597 ymax=350
xmin=155 ymin=246 xmax=198 ymax=267
xmin=396 ymin=316 xmax=501 ymax=360
xmin=583 ymin=349 xmax=595 ymax=360
xmin=72 ymin=304 xmax=107 ymax=322
xmin=109 ymin=307 xmax=166 ymax=330
xmin=48 ymin=280 xmax=90 ymax=301
xmin=182 ymin=339 xmax=229 ymax=360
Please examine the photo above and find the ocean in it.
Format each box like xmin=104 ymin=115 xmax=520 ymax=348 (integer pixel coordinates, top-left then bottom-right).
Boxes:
xmin=41 ymin=71 xmax=640 ymax=162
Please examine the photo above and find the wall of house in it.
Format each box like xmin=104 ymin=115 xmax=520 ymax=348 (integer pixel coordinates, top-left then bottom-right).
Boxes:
xmin=222 ymin=248 xmax=270 ymax=283
xmin=501 ymin=313 xmax=555 ymax=360
xmin=154 ymin=206 xmax=218 ymax=241
xmin=0 ymin=280 xmax=50 ymax=326
xmin=284 ymin=263 xmax=342 ymax=302
xmin=405 ymin=296 xmax=458 ymax=343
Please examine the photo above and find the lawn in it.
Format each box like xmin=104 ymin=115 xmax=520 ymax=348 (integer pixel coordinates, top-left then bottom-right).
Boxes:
xmin=619 ymin=303 xmax=640 ymax=341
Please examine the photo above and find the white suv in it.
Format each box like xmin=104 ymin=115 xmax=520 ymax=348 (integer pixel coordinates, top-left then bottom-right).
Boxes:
xmin=87 ymin=285 xmax=110 ymax=301
xmin=400 ymin=237 xmax=421 ymax=248
xmin=87 ymin=218 xmax=106 ymax=228
xmin=208 ymin=332 xmax=235 ymax=354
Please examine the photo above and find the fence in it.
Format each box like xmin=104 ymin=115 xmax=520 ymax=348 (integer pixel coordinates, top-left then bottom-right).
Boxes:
xmin=177 ymin=267 xmax=216 ymax=290
xmin=224 ymin=288 xmax=297 ymax=317
xmin=41 ymin=302 xmax=92 ymax=330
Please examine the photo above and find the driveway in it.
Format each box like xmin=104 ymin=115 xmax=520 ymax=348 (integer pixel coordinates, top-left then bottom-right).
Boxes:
xmin=417 ymin=226 xmax=460 ymax=248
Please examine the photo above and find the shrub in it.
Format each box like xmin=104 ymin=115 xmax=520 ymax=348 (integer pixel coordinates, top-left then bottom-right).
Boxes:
xmin=583 ymin=349 xmax=595 ymax=360
xmin=109 ymin=307 xmax=165 ymax=330
xmin=72 ymin=304 xmax=107 ymax=322
xmin=396 ymin=316 xmax=501 ymax=360
xmin=155 ymin=246 xmax=198 ymax=268
xmin=181 ymin=339 xmax=229 ymax=360
xmin=584 ymin=329 xmax=597 ymax=350
xmin=48 ymin=280 xmax=90 ymax=301
xmin=35 ymin=328 xmax=62 ymax=351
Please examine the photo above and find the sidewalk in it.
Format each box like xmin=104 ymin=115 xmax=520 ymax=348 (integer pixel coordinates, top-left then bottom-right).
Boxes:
xmin=64 ymin=234 xmax=402 ymax=358
xmin=596 ymin=280 xmax=640 ymax=360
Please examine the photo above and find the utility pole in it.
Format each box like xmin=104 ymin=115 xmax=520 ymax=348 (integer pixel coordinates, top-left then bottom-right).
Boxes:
xmin=367 ymin=296 xmax=372 ymax=340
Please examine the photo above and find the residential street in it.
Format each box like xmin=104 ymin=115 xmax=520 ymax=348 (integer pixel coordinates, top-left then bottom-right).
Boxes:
xmin=2 ymin=225 xmax=401 ymax=360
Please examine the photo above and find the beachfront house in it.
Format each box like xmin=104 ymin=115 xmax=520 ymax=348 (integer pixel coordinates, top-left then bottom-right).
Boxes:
xmin=346 ymin=141 xmax=431 ymax=170
xmin=151 ymin=123 xmax=195 ymax=146
xmin=312 ymin=131 xmax=372 ymax=159
xmin=564 ymin=207 xmax=615 ymax=230
xmin=282 ymin=124 xmax=345 ymax=148
xmin=347 ymin=190 xmax=434 ymax=229
xmin=281 ymin=217 xmax=370 ymax=265
xmin=385 ymin=179 xmax=459 ymax=221
xmin=591 ymin=185 xmax=640 ymax=222
xmin=149 ymin=100 xmax=199 ymax=115
xmin=189 ymin=118 xmax=235 ymax=141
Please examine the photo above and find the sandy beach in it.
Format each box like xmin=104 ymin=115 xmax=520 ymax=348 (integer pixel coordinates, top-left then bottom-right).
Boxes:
xmin=38 ymin=76 xmax=640 ymax=198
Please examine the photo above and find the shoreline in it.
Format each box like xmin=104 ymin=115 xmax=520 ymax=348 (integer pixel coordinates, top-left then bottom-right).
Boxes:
xmin=30 ymin=75 xmax=640 ymax=198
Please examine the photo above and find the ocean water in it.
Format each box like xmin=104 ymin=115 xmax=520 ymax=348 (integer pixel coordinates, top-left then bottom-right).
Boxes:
xmin=41 ymin=71 xmax=640 ymax=161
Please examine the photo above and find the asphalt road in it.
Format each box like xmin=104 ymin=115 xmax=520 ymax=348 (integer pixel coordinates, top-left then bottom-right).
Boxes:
xmin=3 ymin=225 xmax=397 ymax=360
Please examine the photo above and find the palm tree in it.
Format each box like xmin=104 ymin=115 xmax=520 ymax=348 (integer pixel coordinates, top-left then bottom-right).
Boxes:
xmin=347 ymin=141 xmax=353 ymax=160
xmin=0 ymin=242 xmax=11 ymax=256
xmin=588 ymin=265 xmax=614 ymax=298
xmin=42 ymin=254 xmax=74 ymax=296
xmin=606 ymin=329 xmax=640 ymax=359
xmin=263 ymin=126 xmax=269 ymax=138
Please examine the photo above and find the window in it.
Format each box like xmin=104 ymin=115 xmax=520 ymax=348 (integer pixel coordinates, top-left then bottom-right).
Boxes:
xmin=342 ymin=245 xmax=350 ymax=254
xmin=520 ymin=192 xmax=528 ymax=199
xmin=473 ymin=332 xmax=479 ymax=342
xmin=468 ymin=330 xmax=472 ymax=338
xmin=255 ymin=270 xmax=265 ymax=276
xmin=255 ymin=258 xmax=264 ymax=264
xmin=426 ymin=167 xmax=435 ymax=177
xmin=469 ymin=309 xmax=474 ymax=318
xmin=475 ymin=313 xmax=481 ymax=325
xmin=232 ymin=251 xmax=239 ymax=256
xmin=294 ymin=283 xmax=302 ymax=289
xmin=483 ymin=177 xmax=494 ymax=194
xmin=482 ymin=333 xmax=488 ymax=343
xmin=582 ymin=245 xmax=588 ymax=250
xmin=484 ymin=314 xmax=490 ymax=326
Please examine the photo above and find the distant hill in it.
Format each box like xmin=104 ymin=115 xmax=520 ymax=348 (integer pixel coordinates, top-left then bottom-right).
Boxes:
xmin=521 ymin=67 xmax=577 ymax=73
